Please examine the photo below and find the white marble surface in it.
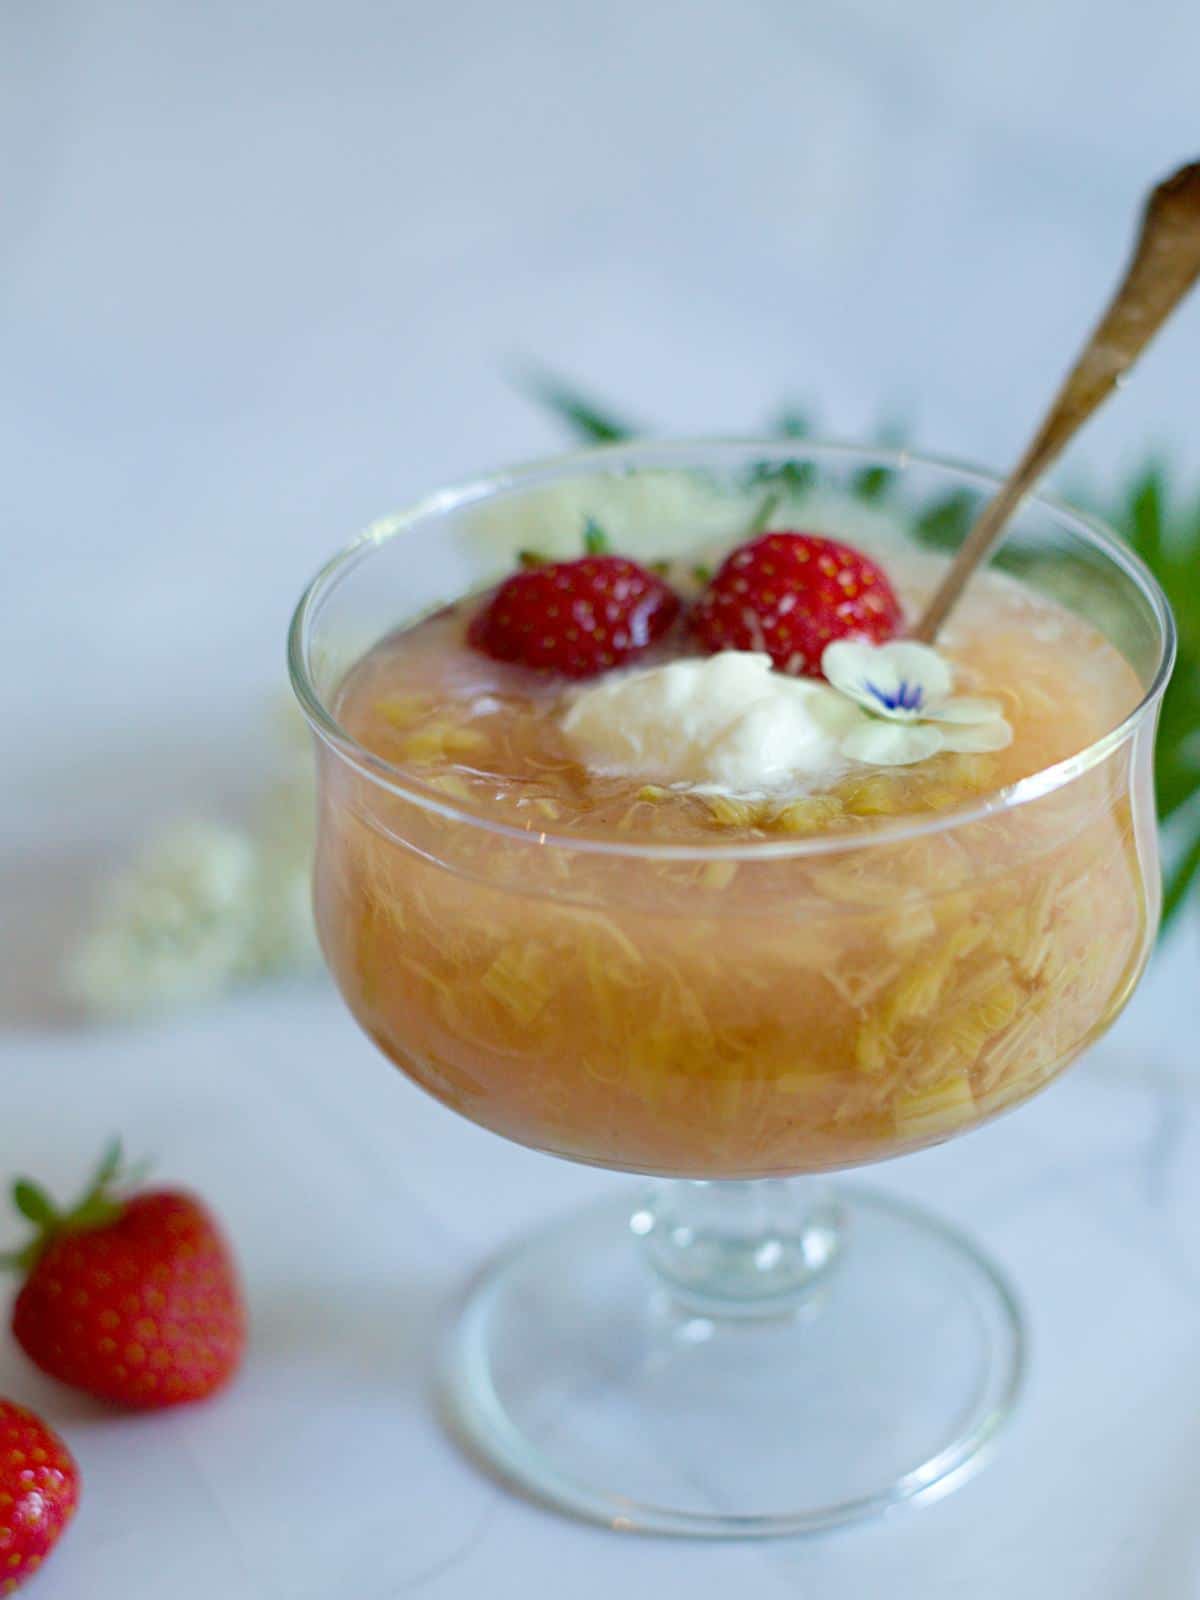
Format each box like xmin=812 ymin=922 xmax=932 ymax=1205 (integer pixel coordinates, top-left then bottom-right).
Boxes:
xmin=3 ymin=2 xmax=1200 ymax=1595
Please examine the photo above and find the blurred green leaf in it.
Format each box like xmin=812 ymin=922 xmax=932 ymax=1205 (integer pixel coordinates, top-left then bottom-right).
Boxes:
xmin=850 ymin=419 xmax=907 ymax=502
xmin=770 ymin=406 xmax=814 ymax=439
xmin=1126 ymin=461 xmax=1168 ymax=572
xmin=1163 ymin=825 xmax=1200 ymax=929
xmin=747 ymin=458 xmax=818 ymax=496
xmin=1166 ymin=493 xmax=1200 ymax=661
xmin=1155 ymin=685 xmax=1200 ymax=823
xmin=514 ymin=367 xmax=639 ymax=443
xmin=914 ymin=489 xmax=976 ymax=552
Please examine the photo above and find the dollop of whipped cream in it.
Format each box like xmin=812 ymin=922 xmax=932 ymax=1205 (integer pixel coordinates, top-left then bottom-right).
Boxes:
xmin=561 ymin=652 xmax=861 ymax=795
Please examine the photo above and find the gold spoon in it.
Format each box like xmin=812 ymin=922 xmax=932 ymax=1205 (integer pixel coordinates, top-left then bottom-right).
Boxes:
xmin=912 ymin=160 xmax=1200 ymax=644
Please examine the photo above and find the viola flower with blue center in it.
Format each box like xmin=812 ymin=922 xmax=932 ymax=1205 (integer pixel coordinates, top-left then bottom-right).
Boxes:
xmin=821 ymin=639 xmax=1013 ymax=766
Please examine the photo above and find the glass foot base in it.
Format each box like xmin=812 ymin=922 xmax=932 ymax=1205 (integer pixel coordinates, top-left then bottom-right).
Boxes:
xmin=443 ymin=1185 xmax=1024 ymax=1537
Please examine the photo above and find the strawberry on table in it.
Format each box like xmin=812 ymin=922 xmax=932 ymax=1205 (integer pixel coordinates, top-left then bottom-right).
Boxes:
xmin=692 ymin=530 xmax=903 ymax=676
xmin=4 ymin=1142 xmax=245 ymax=1411
xmin=468 ymin=519 xmax=680 ymax=678
xmin=0 ymin=1399 xmax=78 ymax=1594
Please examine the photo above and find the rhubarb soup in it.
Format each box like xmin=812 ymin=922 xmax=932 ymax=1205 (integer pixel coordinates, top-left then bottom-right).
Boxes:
xmin=313 ymin=528 xmax=1153 ymax=1177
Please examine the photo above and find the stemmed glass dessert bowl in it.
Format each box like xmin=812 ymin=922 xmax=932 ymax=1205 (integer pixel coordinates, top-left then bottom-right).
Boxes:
xmin=288 ymin=440 xmax=1172 ymax=1536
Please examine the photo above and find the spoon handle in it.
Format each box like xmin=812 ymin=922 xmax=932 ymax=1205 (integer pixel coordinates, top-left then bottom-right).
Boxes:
xmin=912 ymin=161 xmax=1200 ymax=644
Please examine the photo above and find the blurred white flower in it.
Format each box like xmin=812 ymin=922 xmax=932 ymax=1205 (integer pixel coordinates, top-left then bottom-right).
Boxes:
xmin=245 ymin=768 xmax=321 ymax=977
xmin=67 ymin=823 xmax=260 ymax=1019
xmin=821 ymin=638 xmax=1013 ymax=767
xmin=67 ymin=702 xmax=320 ymax=1021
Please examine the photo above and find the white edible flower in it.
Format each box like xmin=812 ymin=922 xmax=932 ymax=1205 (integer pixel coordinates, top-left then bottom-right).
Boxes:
xmin=821 ymin=639 xmax=1013 ymax=767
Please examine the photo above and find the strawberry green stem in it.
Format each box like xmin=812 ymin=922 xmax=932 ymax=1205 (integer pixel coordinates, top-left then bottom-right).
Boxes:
xmin=582 ymin=516 xmax=610 ymax=555
xmin=748 ymin=491 xmax=782 ymax=536
xmin=3 ymin=1137 xmax=139 ymax=1277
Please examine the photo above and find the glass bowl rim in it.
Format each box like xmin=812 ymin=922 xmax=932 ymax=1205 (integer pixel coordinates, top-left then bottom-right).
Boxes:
xmin=287 ymin=436 xmax=1176 ymax=863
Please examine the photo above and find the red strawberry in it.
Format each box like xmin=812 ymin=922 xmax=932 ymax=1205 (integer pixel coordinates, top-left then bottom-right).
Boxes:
xmin=692 ymin=530 xmax=903 ymax=675
xmin=468 ymin=520 xmax=680 ymax=678
xmin=0 ymin=1399 xmax=78 ymax=1593
xmin=6 ymin=1143 xmax=245 ymax=1411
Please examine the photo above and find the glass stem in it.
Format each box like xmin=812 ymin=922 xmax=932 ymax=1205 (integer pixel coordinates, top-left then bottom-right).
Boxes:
xmin=632 ymin=1178 xmax=844 ymax=1319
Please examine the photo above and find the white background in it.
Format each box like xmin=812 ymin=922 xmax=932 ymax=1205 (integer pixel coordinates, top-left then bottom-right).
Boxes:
xmin=3 ymin=4 xmax=1199 ymax=1597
